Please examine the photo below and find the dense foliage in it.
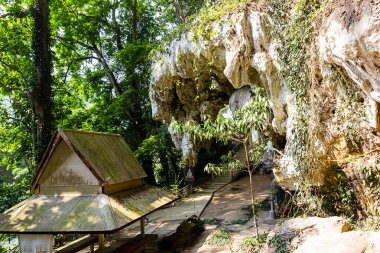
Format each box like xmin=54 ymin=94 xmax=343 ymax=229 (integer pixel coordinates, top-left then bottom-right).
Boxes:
xmin=0 ymin=0 xmax=214 ymax=218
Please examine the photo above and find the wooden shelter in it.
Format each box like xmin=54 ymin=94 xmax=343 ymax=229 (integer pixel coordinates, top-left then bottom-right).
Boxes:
xmin=0 ymin=129 xmax=178 ymax=252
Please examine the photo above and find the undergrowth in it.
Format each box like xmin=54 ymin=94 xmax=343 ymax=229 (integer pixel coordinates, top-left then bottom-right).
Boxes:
xmin=206 ymin=230 xmax=234 ymax=247
xmin=240 ymin=233 xmax=268 ymax=252
xmin=354 ymin=164 xmax=380 ymax=230
xmin=269 ymin=233 xmax=297 ymax=253
xmin=203 ymin=218 xmax=223 ymax=226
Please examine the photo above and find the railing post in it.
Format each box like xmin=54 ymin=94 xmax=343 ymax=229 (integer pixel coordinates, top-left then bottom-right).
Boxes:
xmin=98 ymin=234 xmax=105 ymax=253
xmin=140 ymin=217 xmax=145 ymax=237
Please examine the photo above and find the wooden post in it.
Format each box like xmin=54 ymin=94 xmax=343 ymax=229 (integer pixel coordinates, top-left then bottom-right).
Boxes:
xmin=90 ymin=243 xmax=94 ymax=253
xmin=140 ymin=217 xmax=145 ymax=237
xmin=98 ymin=234 xmax=105 ymax=253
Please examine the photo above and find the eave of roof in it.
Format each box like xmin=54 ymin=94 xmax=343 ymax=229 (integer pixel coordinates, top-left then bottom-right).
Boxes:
xmin=0 ymin=185 xmax=178 ymax=234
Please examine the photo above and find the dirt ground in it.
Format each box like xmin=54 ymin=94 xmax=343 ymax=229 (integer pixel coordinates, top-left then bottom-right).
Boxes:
xmin=201 ymin=174 xmax=272 ymax=221
xmin=184 ymin=174 xmax=275 ymax=253
xmin=145 ymin=174 xmax=276 ymax=253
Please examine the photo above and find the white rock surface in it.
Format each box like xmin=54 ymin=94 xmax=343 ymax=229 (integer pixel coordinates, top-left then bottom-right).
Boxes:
xmin=319 ymin=1 xmax=380 ymax=96
xmin=294 ymin=231 xmax=380 ymax=253
xmin=262 ymin=216 xmax=380 ymax=253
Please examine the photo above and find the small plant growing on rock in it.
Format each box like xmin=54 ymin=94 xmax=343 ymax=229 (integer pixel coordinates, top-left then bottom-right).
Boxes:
xmin=171 ymin=87 xmax=270 ymax=237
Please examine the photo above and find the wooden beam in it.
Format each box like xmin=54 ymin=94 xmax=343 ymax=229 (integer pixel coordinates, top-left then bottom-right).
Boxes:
xmin=55 ymin=235 xmax=98 ymax=253
xmin=103 ymin=178 xmax=144 ymax=194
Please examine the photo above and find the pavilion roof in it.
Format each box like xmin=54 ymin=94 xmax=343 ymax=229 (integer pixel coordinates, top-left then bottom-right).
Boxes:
xmin=32 ymin=129 xmax=147 ymax=188
xmin=0 ymin=185 xmax=177 ymax=234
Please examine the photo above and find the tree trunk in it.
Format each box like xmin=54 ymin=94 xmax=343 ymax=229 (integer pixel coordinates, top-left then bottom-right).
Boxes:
xmin=159 ymin=150 xmax=170 ymax=185
xmin=111 ymin=0 xmax=123 ymax=51
xmin=173 ymin=0 xmax=185 ymax=23
xmin=244 ymin=141 xmax=259 ymax=237
xmin=131 ymin=0 xmax=138 ymax=40
xmin=31 ymin=0 xmax=53 ymax=167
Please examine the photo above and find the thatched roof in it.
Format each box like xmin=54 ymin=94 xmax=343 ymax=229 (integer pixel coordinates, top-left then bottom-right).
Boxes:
xmin=0 ymin=185 xmax=177 ymax=233
xmin=32 ymin=129 xmax=147 ymax=188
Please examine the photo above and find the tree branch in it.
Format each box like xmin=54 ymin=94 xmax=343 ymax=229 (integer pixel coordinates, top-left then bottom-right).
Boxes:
xmin=131 ymin=0 xmax=138 ymax=40
xmin=57 ymin=33 xmax=141 ymax=129
xmin=0 ymin=10 xmax=29 ymax=19
xmin=57 ymin=36 xmax=95 ymax=51
xmin=7 ymin=116 xmax=32 ymax=131
xmin=173 ymin=0 xmax=185 ymax=23
xmin=90 ymin=41 xmax=124 ymax=96
xmin=112 ymin=0 xmax=123 ymax=50
xmin=63 ymin=56 xmax=101 ymax=84
xmin=0 ymin=58 xmax=28 ymax=86
xmin=0 ymin=83 xmax=23 ymax=92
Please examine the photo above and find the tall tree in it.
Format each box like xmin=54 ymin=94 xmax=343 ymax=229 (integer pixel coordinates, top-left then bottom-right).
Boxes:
xmin=31 ymin=0 xmax=53 ymax=165
xmin=51 ymin=0 xmax=160 ymax=147
xmin=0 ymin=0 xmax=35 ymax=213
xmin=0 ymin=0 xmax=202 ymax=198
xmin=173 ymin=0 xmax=185 ymax=23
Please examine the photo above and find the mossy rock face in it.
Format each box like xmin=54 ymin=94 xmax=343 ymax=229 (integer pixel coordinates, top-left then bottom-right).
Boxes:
xmin=158 ymin=215 xmax=205 ymax=250
xmin=151 ymin=0 xmax=380 ymax=217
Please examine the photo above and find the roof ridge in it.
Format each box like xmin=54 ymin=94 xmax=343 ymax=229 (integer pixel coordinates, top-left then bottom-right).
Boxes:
xmin=104 ymin=194 xmax=119 ymax=230
xmin=58 ymin=128 xmax=121 ymax=137
xmin=58 ymin=129 xmax=104 ymax=184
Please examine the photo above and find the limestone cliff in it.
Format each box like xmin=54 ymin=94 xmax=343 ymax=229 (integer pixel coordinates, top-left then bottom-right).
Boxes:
xmin=150 ymin=0 xmax=380 ymax=217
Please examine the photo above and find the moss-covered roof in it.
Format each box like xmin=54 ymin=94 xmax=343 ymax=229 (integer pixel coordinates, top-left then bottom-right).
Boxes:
xmin=0 ymin=185 xmax=178 ymax=233
xmin=33 ymin=129 xmax=147 ymax=187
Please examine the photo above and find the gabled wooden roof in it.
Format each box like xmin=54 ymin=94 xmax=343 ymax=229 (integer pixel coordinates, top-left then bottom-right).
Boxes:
xmin=32 ymin=129 xmax=147 ymax=188
xmin=0 ymin=185 xmax=178 ymax=233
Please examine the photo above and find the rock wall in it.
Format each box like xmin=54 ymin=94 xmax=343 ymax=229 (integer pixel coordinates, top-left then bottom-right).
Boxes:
xmin=150 ymin=0 xmax=380 ymax=215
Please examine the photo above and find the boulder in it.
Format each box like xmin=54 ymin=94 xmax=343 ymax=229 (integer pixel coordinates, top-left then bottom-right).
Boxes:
xmin=261 ymin=216 xmax=380 ymax=253
xmin=158 ymin=215 xmax=205 ymax=251
xmin=294 ymin=231 xmax=380 ymax=253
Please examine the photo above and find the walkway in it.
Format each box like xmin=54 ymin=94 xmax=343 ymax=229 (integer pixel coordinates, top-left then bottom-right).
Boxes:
xmin=78 ymin=173 xmax=233 ymax=252
xmin=135 ymin=173 xmax=232 ymax=234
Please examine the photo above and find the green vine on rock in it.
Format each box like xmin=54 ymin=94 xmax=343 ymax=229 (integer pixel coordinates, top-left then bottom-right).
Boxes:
xmin=268 ymin=0 xmax=332 ymax=216
xmin=330 ymin=65 xmax=366 ymax=153
xmin=188 ymin=0 xmax=250 ymax=39
xmin=268 ymin=0 xmax=325 ymax=172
